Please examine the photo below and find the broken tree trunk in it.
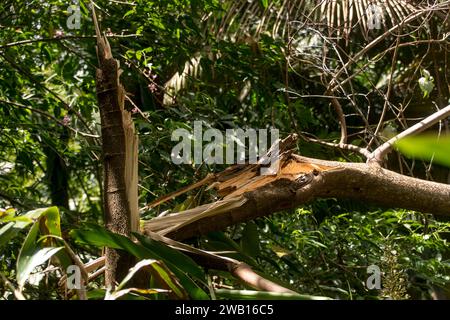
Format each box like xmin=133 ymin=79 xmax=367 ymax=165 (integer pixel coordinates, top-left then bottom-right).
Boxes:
xmin=143 ymin=144 xmax=450 ymax=241
xmin=93 ymin=10 xmax=139 ymax=289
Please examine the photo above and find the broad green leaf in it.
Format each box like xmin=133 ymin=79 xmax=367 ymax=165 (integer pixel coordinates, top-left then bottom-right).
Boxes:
xmin=17 ymin=221 xmax=63 ymax=288
xmin=15 ymin=207 xmax=74 ymax=289
xmin=149 ymin=262 xmax=186 ymax=299
xmin=40 ymin=206 xmax=61 ymax=237
xmin=0 ymin=208 xmax=15 ymax=220
xmin=17 ymin=247 xmax=63 ymax=289
xmin=71 ymin=226 xmax=151 ymax=255
xmin=395 ymin=135 xmax=450 ymax=168
xmin=0 ymin=207 xmax=55 ymax=249
xmin=115 ymin=259 xmax=186 ymax=299
xmin=134 ymin=233 xmax=204 ymax=281
xmin=70 ymin=226 xmax=209 ymax=299
xmin=241 ymin=222 xmax=260 ymax=257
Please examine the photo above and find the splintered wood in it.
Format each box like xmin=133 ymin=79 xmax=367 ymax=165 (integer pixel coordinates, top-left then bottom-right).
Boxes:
xmin=144 ymin=143 xmax=337 ymax=236
xmin=215 ymin=156 xmax=334 ymax=199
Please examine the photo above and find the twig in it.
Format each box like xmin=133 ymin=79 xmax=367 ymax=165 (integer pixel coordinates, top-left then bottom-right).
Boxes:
xmin=0 ymin=99 xmax=100 ymax=138
xmin=368 ymin=36 xmax=401 ymax=149
xmin=305 ymin=136 xmax=371 ymax=159
xmin=0 ymin=273 xmax=26 ymax=300
xmin=327 ymin=8 xmax=431 ymax=93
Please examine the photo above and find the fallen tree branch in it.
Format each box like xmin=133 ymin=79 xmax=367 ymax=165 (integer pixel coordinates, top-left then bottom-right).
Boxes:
xmin=144 ymin=153 xmax=450 ymax=241
xmin=230 ymin=263 xmax=296 ymax=294
xmin=143 ymin=104 xmax=450 ymax=242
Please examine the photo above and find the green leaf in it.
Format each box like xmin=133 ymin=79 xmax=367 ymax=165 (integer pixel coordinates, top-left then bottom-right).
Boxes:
xmin=17 ymin=221 xmax=63 ymax=288
xmin=134 ymin=233 xmax=205 ymax=282
xmin=418 ymin=69 xmax=434 ymax=98
xmin=241 ymin=222 xmax=260 ymax=257
xmin=114 ymin=259 xmax=186 ymax=299
xmin=123 ymin=9 xmax=136 ymax=19
xmin=70 ymin=226 xmax=209 ymax=299
xmin=395 ymin=135 xmax=450 ymax=168
xmin=40 ymin=206 xmax=61 ymax=237
xmin=0 ymin=207 xmax=50 ymax=249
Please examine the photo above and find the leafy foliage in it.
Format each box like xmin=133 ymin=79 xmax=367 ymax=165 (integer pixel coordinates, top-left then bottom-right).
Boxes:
xmin=1 ymin=0 xmax=449 ymax=300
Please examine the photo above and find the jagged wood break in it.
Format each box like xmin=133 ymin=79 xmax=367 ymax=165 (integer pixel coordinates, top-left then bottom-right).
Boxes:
xmin=143 ymin=135 xmax=450 ymax=241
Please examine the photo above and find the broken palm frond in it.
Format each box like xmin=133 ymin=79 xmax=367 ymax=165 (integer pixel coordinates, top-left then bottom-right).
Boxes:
xmin=211 ymin=0 xmax=426 ymax=42
xmin=146 ymin=196 xmax=248 ymax=236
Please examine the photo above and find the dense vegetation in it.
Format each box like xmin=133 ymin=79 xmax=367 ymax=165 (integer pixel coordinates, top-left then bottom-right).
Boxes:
xmin=0 ymin=0 xmax=449 ymax=300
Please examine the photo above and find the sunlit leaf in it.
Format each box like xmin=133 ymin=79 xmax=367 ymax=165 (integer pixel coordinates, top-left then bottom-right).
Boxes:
xmin=17 ymin=222 xmax=63 ymax=288
xmin=0 ymin=207 xmax=52 ymax=249
xmin=270 ymin=244 xmax=291 ymax=258
xmin=71 ymin=226 xmax=209 ymax=299
xmin=395 ymin=135 xmax=450 ymax=168
xmin=114 ymin=259 xmax=185 ymax=299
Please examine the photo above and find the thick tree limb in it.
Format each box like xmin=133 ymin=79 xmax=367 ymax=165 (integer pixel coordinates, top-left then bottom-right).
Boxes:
xmin=144 ymin=154 xmax=450 ymax=241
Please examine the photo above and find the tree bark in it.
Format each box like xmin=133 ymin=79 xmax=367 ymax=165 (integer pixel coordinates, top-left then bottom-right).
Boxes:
xmin=93 ymin=11 xmax=138 ymax=290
